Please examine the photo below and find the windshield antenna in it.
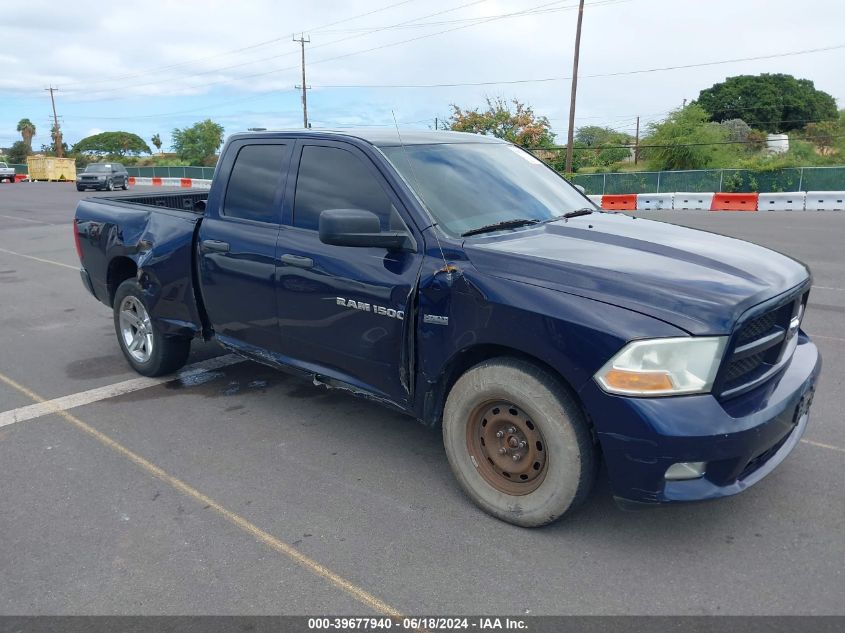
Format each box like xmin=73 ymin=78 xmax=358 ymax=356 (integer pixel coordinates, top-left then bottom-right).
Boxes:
xmin=391 ymin=110 xmax=451 ymax=273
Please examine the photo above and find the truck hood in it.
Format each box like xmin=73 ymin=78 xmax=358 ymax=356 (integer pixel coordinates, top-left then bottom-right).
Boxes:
xmin=463 ymin=212 xmax=810 ymax=335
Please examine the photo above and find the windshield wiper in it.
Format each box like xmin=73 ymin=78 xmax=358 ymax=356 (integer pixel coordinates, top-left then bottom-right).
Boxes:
xmin=562 ymin=208 xmax=594 ymax=219
xmin=540 ymin=208 xmax=595 ymax=224
xmin=461 ymin=218 xmax=540 ymax=237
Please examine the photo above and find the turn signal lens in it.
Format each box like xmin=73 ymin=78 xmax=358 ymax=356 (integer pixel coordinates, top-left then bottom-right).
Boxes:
xmin=596 ymin=336 xmax=727 ymax=396
xmin=602 ymin=369 xmax=674 ymax=392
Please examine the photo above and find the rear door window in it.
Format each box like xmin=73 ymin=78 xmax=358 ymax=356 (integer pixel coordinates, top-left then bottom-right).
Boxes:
xmin=223 ymin=144 xmax=287 ymax=223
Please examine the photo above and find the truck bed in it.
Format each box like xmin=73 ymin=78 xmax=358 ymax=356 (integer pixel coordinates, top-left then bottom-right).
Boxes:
xmin=75 ymin=191 xmax=208 ymax=339
xmin=95 ymin=190 xmax=208 ymax=213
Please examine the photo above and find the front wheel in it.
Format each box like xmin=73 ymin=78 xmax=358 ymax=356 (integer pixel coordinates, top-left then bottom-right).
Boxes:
xmin=113 ymin=279 xmax=191 ymax=376
xmin=443 ymin=358 xmax=596 ymax=527
xmin=106 ymin=179 xmax=114 ymax=191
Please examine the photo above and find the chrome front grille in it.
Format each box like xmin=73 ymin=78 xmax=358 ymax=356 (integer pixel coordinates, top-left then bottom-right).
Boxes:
xmin=717 ymin=288 xmax=809 ymax=399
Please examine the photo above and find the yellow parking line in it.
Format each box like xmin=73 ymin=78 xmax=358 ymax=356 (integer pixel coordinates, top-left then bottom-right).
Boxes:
xmin=0 ymin=369 xmax=404 ymax=618
xmin=0 ymin=247 xmax=78 ymax=271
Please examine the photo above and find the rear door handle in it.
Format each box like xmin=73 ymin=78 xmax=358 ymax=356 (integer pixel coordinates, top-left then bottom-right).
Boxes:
xmin=200 ymin=239 xmax=230 ymax=253
xmin=280 ymin=254 xmax=314 ymax=268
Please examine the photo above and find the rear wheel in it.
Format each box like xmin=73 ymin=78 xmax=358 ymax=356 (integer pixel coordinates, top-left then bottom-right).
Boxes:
xmin=113 ymin=279 xmax=190 ymax=376
xmin=443 ymin=358 xmax=596 ymax=527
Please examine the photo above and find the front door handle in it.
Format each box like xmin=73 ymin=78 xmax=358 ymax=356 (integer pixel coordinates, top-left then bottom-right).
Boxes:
xmin=200 ymin=239 xmax=230 ymax=253
xmin=280 ymin=254 xmax=314 ymax=268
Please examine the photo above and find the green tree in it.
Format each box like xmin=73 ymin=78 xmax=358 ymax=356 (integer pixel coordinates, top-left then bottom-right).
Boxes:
xmin=697 ymin=74 xmax=837 ymax=133
xmin=41 ymin=124 xmax=68 ymax=156
xmin=449 ymin=97 xmax=555 ymax=148
xmin=719 ymin=118 xmax=752 ymax=143
xmin=16 ymin=118 xmax=36 ymax=149
xmin=642 ymin=104 xmax=735 ymax=170
xmin=6 ymin=140 xmax=30 ymax=164
xmin=171 ymin=119 xmax=225 ymax=165
xmin=73 ymin=131 xmax=151 ymax=156
xmin=151 ymin=133 xmax=162 ymax=153
xmin=804 ymin=120 xmax=840 ymax=155
xmin=574 ymin=125 xmax=631 ymax=147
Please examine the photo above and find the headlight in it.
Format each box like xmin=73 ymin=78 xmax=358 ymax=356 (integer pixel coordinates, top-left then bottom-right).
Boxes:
xmin=595 ymin=337 xmax=727 ymax=396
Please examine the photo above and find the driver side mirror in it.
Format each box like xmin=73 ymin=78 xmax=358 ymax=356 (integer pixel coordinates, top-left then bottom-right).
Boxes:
xmin=319 ymin=209 xmax=414 ymax=251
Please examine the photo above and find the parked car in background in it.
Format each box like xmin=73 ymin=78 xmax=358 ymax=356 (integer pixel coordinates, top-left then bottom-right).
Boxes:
xmin=0 ymin=162 xmax=16 ymax=182
xmin=76 ymin=163 xmax=129 ymax=191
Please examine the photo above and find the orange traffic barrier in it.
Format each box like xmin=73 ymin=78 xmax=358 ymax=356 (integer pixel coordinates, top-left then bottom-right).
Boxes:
xmin=128 ymin=176 xmax=136 ymax=186
xmin=601 ymin=194 xmax=638 ymax=211
xmin=710 ymin=192 xmax=759 ymax=211
xmin=152 ymin=177 xmax=162 ymax=186
xmin=14 ymin=174 xmax=27 ymax=182
xmin=180 ymin=178 xmax=192 ymax=188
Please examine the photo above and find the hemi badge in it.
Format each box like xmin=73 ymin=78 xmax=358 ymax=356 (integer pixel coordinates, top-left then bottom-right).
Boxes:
xmin=423 ymin=314 xmax=449 ymax=326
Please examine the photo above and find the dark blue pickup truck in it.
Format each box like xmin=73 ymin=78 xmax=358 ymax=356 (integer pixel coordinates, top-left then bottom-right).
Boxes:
xmin=73 ymin=130 xmax=821 ymax=526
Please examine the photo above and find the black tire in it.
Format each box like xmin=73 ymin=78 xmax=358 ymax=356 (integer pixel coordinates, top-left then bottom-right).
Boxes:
xmin=112 ymin=279 xmax=191 ymax=376
xmin=121 ymin=181 xmax=128 ymax=190
xmin=76 ymin=186 xmax=84 ymax=191
xmin=106 ymin=179 xmax=114 ymax=191
xmin=443 ymin=358 xmax=596 ymax=527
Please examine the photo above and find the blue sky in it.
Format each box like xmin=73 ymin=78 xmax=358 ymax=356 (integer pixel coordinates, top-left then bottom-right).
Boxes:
xmin=1 ymin=0 xmax=843 ymax=153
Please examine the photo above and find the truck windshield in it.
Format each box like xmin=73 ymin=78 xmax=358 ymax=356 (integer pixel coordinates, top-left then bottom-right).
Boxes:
xmin=380 ymin=143 xmax=591 ymax=237
xmin=85 ymin=165 xmax=111 ymax=173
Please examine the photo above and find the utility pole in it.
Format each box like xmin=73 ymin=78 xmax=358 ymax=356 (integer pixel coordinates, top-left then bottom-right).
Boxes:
xmin=293 ymin=34 xmax=311 ymax=129
xmin=634 ymin=115 xmax=640 ymax=165
xmin=45 ymin=86 xmax=63 ymax=158
xmin=564 ymin=0 xmax=585 ymax=174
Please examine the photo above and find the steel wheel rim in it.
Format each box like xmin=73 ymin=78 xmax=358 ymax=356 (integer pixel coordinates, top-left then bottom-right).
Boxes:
xmin=118 ymin=296 xmax=153 ymax=363
xmin=466 ymin=401 xmax=549 ymax=495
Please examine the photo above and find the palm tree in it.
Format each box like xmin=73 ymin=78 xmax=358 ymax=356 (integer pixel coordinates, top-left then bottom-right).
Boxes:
xmin=16 ymin=118 xmax=36 ymax=150
xmin=151 ymin=133 xmax=162 ymax=154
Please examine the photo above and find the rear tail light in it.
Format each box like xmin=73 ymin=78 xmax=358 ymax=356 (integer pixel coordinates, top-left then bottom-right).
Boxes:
xmin=72 ymin=219 xmax=83 ymax=262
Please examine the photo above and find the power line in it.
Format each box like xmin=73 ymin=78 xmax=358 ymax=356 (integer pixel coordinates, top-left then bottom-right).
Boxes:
xmin=60 ymin=0 xmax=498 ymax=99
xmin=306 ymin=43 xmax=845 ymax=88
xmin=63 ymin=0 xmax=601 ymax=101
xmin=57 ymin=0 xmax=419 ymax=89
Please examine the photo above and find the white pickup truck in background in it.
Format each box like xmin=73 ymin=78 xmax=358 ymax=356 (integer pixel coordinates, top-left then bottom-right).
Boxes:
xmin=0 ymin=162 xmax=17 ymax=183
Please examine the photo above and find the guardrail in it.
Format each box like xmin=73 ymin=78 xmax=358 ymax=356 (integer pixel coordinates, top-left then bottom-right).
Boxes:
xmin=584 ymin=191 xmax=845 ymax=211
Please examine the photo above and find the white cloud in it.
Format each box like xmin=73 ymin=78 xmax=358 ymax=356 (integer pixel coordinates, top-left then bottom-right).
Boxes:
xmin=1 ymin=0 xmax=842 ymax=145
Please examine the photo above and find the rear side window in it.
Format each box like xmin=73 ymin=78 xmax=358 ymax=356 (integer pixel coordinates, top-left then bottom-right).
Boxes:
xmin=223 ymin=144 xmax=287 ymax=223
xmin=293 ymin=145 xmax=392 ymax=231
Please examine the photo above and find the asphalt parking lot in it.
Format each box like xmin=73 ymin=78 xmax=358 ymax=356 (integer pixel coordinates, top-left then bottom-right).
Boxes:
xmin=0 ymin=183 xmax=843 ymax=616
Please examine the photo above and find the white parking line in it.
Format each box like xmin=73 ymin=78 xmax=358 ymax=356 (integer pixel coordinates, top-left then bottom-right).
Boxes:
xmin=0 ymin=247 xmax=77 ymax=270
xmin=0 ymin=213 xmax=52 ymax=225
xmin=801 ymin=439 xmax=845 ymax=453
xmin=0 ymin=354 xmax=243 ymax=429
xmin=808 ymin=333 xmax=845 ymax=344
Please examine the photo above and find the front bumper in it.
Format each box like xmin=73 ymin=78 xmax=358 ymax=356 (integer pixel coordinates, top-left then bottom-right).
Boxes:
xmin=579 ymin=333 xmax=821 ymax=505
